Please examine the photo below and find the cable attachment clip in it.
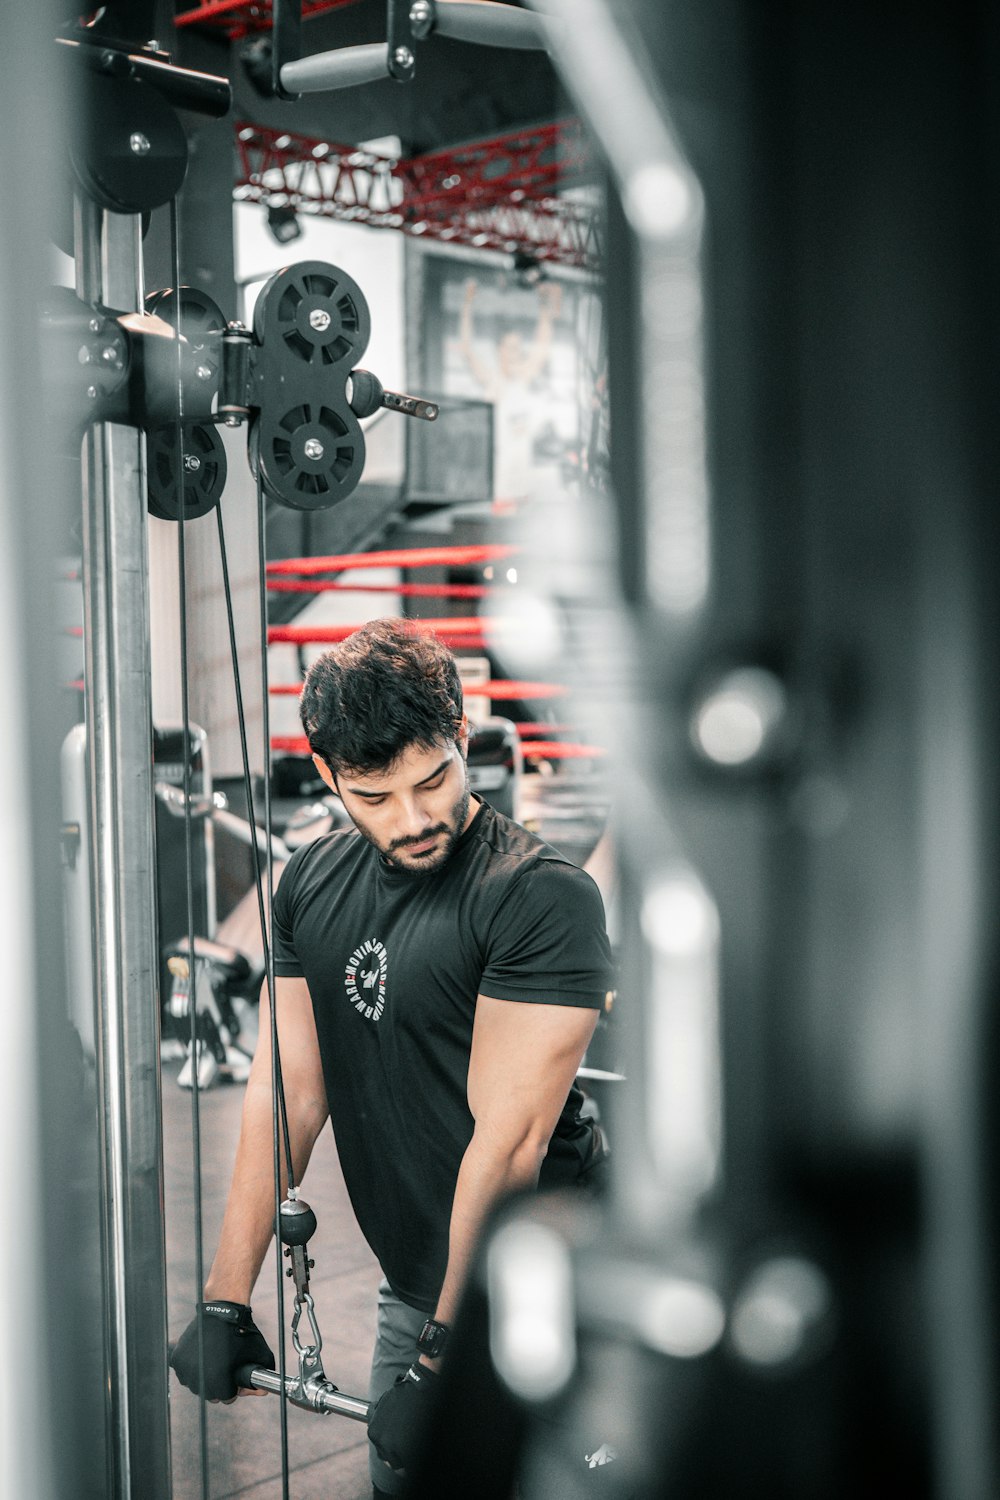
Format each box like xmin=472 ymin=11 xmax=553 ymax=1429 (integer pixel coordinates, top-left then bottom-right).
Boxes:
xmin=291 ymin=1289 xmax=327 ymax=1390
xmin=277 ymin=1194 xmax=338 ymax=1401
xmin=278 ymin=1194 xmax=318 ymax=1302
xmin=236 ymin=1189 xmax=367 ymax=1418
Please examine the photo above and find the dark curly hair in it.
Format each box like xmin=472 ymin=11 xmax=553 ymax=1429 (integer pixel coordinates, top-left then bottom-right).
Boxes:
xmin=299 ymin=618 xmax=465 ymax=776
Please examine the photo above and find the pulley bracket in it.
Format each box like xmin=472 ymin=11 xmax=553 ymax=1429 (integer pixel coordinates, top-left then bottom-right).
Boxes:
xmin=41 ymin=264 xmax=439 ymax=517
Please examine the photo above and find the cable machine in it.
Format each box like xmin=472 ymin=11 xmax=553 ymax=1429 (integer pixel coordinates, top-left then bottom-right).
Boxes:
xmin=52 ymin=6 xmax=449 ymax=1494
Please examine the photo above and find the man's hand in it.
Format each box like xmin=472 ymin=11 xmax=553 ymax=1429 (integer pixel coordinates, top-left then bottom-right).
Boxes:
xmin=368 ymin=1361 xmax=440 ymax=1471
xmin=170 ymin=1301 xmax=274 ymax=1402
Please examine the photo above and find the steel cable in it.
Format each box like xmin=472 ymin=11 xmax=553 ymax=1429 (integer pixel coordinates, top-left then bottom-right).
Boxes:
xmin=255 ymin=473 xmax=293 ymax=1500
xmin=213 ymin=490 xmax=294 ymax=1493
xmin=169 ymin=195 xmax=211 ymax=1500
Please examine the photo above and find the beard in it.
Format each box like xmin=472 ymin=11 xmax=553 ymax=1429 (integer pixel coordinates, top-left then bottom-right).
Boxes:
xmin=355 ymin=780 xmax=472 ymax=877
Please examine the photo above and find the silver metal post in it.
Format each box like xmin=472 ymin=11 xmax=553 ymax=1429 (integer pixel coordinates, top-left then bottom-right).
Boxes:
xmin=77 ymin=196 xmax=172 ymax=1500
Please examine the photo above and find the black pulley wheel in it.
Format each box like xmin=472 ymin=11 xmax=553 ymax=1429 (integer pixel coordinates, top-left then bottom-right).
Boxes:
xmin=146 ymin=286 xmax=227 ymax=339
xmin=145 ymin=286 xmax=227 ymax=398
xmin=250 ymin=260 xmax=370 ymax=510
xmin=72 ymin=75 xmax=188 ymax=214
xmin=253 ymin=263 xmax=371 ymax=369
xmin=147 ymin=422 xmax=227 ymax=522
xmin=253 ymin=400 xmax=364 ymax=511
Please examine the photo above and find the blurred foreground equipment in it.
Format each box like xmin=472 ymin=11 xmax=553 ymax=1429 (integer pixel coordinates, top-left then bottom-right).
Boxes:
xmin=401 ymin=2 xmax=1000 ymax=1498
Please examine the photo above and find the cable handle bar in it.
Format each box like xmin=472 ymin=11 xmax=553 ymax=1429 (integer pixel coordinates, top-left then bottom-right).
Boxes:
xmin=235 ymin=1364 xmax=371 ymax=1422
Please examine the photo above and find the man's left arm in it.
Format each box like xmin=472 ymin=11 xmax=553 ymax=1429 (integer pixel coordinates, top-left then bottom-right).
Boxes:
xmin=366 ymin=995 xmax=599 ymax=1470
xmin=428 ymin=993 xmax=599 ymax=1346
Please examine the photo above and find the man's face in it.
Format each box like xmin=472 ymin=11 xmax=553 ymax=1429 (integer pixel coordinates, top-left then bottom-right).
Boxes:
xmin=316 ymin=735 xmax=473 ymax=876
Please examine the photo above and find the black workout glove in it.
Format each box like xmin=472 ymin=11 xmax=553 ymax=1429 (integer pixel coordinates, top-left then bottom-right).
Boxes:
xmin=169 ymin=1300 xmax=275 ymax=1402
xmin=368 ymin=1361 xmax=440 ymax=1471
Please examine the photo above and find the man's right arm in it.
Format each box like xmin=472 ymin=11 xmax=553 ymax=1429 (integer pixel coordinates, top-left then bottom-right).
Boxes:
xmin=204 ymin=975 xmax=329 ymax=1305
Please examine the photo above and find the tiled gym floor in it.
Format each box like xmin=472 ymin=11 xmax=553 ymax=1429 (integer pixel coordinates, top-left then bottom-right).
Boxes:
xmin=163 ymin=1058 xmax=382 ymax=1499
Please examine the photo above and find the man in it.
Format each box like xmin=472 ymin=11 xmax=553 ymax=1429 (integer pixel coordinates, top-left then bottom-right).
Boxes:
xmin=171 ymin=619 xmax=613 ymax=1498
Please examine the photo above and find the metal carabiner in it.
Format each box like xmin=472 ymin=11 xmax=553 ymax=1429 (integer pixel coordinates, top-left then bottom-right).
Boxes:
xmin=291 ymin=1290 xmax=328 ymax=1392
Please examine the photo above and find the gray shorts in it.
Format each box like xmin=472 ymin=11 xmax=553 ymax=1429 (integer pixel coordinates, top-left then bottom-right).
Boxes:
xmin=367 ymin=1278 xmax=427 ymax=1495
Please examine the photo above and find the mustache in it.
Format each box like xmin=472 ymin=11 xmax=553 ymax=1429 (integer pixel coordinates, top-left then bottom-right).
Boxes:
xmin=390 ymin=824 xmax=449 ymax=852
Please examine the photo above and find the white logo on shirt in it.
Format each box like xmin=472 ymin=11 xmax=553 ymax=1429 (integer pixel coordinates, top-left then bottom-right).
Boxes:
xmin=344 ymin=939 xmax=387 ymax=1021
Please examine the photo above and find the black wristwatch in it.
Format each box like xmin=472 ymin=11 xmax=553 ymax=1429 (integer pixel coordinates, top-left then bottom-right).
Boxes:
xmin=416 ymin=1317 xmax=450 ymax=1359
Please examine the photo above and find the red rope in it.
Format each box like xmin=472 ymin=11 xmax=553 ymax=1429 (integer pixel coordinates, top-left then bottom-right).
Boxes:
xmin=271 ymin=735 xmax=603 ymax=760
xmin=463 ymin=680 xmax=568 ymax=701
xmin=267 ymin=580 xmax=492 ymax=598
xmin=520 ymin=742 xmax=606 ymax=759
xmin=512 ymin=723 xmax=575 ymax=736
xmin=271 ymin=737 xmax=312 ymax=755
xmin=268 ymin=678 xmax=568 ymax=699
xmin=266 ymin=544 xmax=518 ymax=577
xmin=268 ymin=617 xmax=495 ymax=646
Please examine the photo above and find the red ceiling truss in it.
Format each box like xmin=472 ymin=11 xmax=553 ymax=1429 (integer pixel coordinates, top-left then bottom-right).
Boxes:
xmin=234 ymin=119 xmax=603 ymax=270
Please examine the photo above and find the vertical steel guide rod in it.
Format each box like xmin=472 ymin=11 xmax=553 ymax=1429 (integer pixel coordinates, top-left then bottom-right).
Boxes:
xmin=77 ymin=195 xmax=172 ymax=1500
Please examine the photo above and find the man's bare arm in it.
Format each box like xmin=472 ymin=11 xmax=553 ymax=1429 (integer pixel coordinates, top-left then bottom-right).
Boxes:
xmin=458 ymin=278 xmax=492 ymax=391
xmin=426 ymin=994 xmax=598 ymax=1358
xmin=204 ymin=976 xmax=329 ymax=1305
xmin=519 ymin=280 xmax=562 ymax=384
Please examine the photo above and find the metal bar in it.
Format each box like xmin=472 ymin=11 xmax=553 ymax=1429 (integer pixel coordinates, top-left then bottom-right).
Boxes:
xmin=77 ymin=197 xmax=172 ymax=1500
xmin=55 ymin=37 xmax=232 ymax=117
xmin=430 ymin=0 xmax=548 ymax=50
xmin=0 ymin=7 xmax=91 ymax=1496
xmin=280 ymin=41 xmax=389 ymax=94
xmin=272 ymin=0 xmax=303 ymax=98
xmin=240 ymin=1366 xmax=371 ymax=1421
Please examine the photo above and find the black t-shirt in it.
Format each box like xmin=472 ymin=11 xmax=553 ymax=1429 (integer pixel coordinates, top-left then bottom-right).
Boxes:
xmin=272 ymin=798 xmax=613 ymax=1312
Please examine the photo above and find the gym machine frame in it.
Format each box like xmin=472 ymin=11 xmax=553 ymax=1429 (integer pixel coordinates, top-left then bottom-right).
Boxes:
xmin=53 ymin=8 xmax=453 ymax=1491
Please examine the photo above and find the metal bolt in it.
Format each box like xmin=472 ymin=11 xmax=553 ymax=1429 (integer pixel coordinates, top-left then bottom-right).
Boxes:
xmin=195 ymin=364 xmax=213 ymax=381
xmin=409 ymin=0 xmax=433 ymax=37
xmin=224 ymin=414 xmax=241 ymax=428
xmin=129 ymin=132 xmax=151 ymax=156
xmin=308 ymin=308 xmax=331 ymax=333
xmin=730 ymin=1256 xmax=833 ymax=1370
xmin=101 ymin=345 xmax=119 ymax=364
xmin=304 ymin=438 xmax=325 ymax=461
xmin=86 ymin=385 xmax=98 ymax=400
xmin=78 ymin=347 xmax=92 ymax=365
xmin=89 ymin=317 xmax=101 ymax=334
xmin=183 ymin=454 xmax=202 ymax=473
xmin=393 ymin=45 xmax=415 ymax=69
